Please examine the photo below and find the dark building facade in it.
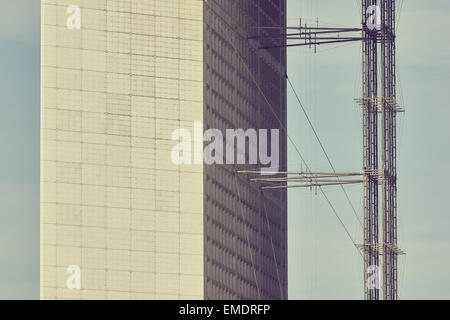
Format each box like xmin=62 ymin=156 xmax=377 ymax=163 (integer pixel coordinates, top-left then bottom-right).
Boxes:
xmin=204 ymin=0 xmax=288 ymax=299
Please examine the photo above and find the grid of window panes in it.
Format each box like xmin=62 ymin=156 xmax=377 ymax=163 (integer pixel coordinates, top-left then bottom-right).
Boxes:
xmin=204 ymin=0 xmax=288 ymax=299
xmin=41 ymin=0 xmax=204 ymax=299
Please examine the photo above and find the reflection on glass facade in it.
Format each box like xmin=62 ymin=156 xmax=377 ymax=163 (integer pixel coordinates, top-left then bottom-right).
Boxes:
xmin=41 ymin=0 xmax=286 ymax=300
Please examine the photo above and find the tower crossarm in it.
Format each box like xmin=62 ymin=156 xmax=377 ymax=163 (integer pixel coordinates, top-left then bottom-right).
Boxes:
xmin=356 ymin=243 xmax=405 ymax=255
xmin=248 ymin=20 xmax=364 ymax=51
xmin=355 ymin=97 xmax=405 ymax=113
xmin=237 ymin=170 xmax=364 ymax=190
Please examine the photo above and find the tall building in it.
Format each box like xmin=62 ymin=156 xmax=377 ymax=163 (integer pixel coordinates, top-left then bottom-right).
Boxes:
xmin=41 ymin=0 xmax=287 ymax=300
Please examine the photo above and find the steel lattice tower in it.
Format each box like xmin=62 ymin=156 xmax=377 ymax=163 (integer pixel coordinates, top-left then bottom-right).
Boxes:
xmin=362 ymin=0 xmax=399 ymax=300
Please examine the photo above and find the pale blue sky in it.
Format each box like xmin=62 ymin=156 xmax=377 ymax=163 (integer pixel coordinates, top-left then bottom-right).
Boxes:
xmin=0 ymin=0 xmax=449 ymax=299
xmin=287 ymin=0 xmax=450 ymax=299
xmin=0 ymin=0 xmax=40 ymax=299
